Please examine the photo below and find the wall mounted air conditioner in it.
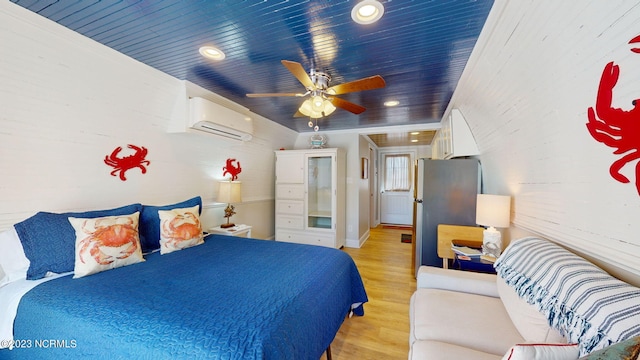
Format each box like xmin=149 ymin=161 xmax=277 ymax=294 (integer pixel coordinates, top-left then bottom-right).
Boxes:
xmin=188 ymin=97 xmax=253 ymax=141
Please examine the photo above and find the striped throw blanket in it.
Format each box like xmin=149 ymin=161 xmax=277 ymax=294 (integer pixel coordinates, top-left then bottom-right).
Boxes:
xmin=494 ymin=237 xmax=640 ymax=356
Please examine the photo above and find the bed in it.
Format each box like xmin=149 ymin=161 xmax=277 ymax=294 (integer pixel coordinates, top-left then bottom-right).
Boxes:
xmin=0 ymin=197 xmax=367 ymax=359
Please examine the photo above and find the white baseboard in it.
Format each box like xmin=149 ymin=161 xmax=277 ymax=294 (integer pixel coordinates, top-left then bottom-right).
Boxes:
xmin=345 ymin=229 xmax=370 ymax=248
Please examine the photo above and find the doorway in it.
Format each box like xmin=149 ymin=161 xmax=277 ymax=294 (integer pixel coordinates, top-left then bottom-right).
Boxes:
xmin=379 ymin=151 xmax=414 ymax=225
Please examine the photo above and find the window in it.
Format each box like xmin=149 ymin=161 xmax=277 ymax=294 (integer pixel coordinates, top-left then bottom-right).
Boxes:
xmin=384 ymin=154 xmax=411 ymax=191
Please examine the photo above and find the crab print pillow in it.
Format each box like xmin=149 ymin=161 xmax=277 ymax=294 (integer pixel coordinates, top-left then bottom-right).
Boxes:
xmin=69 ymin=212 xmax=144 ymax=278
xmin=158 ymin=205 xmax=204 ymax=255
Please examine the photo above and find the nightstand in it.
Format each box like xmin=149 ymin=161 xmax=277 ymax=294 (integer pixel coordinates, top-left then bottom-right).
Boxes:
xmin=437 ymin=225 xmax=484 ymax=269
xmin=207 ymin=224 xmax=252 ymax=238
xmin=453 ymin=253 xmax=496 ymax=274
xmin=450 ymin=238 xmax=496 ymax=274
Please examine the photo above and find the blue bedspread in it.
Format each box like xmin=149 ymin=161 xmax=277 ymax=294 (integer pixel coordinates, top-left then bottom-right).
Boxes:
xmin=5 ymin=235 xmax=367 ymax=359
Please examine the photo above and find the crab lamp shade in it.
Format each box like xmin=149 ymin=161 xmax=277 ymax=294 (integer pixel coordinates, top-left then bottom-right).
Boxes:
xmin=217 ymin=180 xmax=242 ymax=228
xmin=475 ymin=194 xmax=511 ymax=258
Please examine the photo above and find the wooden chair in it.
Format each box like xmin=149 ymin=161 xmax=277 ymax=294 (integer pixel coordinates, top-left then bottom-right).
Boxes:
xmin=437 ymin=224 xmax=484 ymax=268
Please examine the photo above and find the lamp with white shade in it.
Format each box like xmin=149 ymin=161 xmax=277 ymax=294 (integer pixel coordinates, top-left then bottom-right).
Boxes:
xmin=475 ymin=194 xmax=511 ymax=258
xmin=217 ymin=180 xmax=242 ymax=228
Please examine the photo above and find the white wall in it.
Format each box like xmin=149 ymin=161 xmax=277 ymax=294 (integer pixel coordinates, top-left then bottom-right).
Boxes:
xmin=0 ymin=2 xmax=298 ymax=239
xmin=450 ymin=0 xmax=640 ymax=280
xmin=358 ymin=136 xmax=372 ymax=244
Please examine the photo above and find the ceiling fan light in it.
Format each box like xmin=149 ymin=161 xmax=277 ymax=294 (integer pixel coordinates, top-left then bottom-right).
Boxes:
xmin=323 ymin=100 xmax=336 ymax=115
xmin=299 ymin=98 xmax=324 ymax=118
xmin=311 ymin=95 xmax=325 ymax=112
xmin=351 ymin=0 xmax=384 ymax=25
xmin=299 ymin=99 xmax=313 ymax=116
xmin=309 ymin=110 xmax=324 ymax=118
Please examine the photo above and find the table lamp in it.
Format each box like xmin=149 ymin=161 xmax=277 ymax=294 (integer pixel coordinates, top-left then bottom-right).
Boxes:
xmin=217 ymin=180 xmax=242 ymax=228
xmin=475 ymin=194 xmax=511 ymax=258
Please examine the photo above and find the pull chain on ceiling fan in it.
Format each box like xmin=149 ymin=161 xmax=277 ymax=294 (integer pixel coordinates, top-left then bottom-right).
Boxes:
xmin=247 ymin=60 xmax=386 ymax=120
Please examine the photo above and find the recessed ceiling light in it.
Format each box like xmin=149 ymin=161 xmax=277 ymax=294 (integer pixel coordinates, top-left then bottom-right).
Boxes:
xmin=351 ymin=0 xmax=384 ymax=25
xmin=199 ymin=46 xmax=225 ymax=60
xmin=384 ymin=100 xmax=399 ymax=107
xmin=411 ymin=132 xmax=420 ymax=135
xmin=411 ymin=139 xmax=419 ymax=143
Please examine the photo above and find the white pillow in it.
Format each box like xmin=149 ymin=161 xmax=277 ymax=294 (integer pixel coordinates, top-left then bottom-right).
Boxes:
xmin=158 ymin=205 xmax=204 ymax=254
xmin=502 ymin=343 xmax=579 ymax=360
xmin=0 ymin=227 xmax=30 ymax=287
xmin=69 ymin=212 xmax=144 ymax=278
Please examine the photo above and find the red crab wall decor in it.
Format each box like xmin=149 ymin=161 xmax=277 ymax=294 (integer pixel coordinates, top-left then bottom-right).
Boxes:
xmin=104 ymin=144 xmax=151 ymax=181
xmin=586 ymin=35 xmax=640 ymax=194
xmin=223 ymin=158 xmax=242 ymax=180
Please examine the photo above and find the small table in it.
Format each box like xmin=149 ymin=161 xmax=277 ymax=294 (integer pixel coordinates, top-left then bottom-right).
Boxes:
xmin=453 ymin=254 xmax=496 ymax=274
xmin=207 ymin=224 xmax=252 ymax=238
xmin=451 ymin=239 xmax=496 ymax=274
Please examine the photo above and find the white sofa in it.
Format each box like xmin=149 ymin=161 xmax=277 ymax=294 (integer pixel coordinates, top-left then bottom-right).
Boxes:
xmin=409 ymin=237 xmax=640 ymax=360
xmin=409 ymin=267 xmax=566 ymax=360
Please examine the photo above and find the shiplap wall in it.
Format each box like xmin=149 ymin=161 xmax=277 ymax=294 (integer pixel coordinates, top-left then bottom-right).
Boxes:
xmin=451 ymin=0 xmax=640 ymax=278
xmin=0 ymin=2 xmax=297 ymax=239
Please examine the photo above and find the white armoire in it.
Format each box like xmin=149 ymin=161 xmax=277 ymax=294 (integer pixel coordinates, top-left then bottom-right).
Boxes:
xmin=274 ymin=148 xmax=345 ymax=248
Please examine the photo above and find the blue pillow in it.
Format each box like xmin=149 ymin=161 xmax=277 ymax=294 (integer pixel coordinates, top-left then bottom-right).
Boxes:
xmin=139 ymin=196 xmax=202 ymax=253
xmin=14 ymin=203 xmax=143 ymax=280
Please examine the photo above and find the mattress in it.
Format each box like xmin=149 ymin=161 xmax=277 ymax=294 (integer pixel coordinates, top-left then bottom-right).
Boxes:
xmin=1 ymin=234 xmax=367 ymax=359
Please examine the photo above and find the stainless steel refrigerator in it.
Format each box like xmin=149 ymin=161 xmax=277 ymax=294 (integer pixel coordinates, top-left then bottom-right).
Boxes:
xmin=414 ymin=158 xmax=480 ymax=276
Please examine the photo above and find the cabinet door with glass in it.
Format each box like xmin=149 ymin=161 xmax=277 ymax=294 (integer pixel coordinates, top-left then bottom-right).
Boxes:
xmin=306 ymin=153 xmax=335 ymax=230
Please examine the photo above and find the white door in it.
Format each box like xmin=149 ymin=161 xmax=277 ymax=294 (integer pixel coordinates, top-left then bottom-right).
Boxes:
xmin=380 ymin=191 xmax=413 ymax=224
xmin=380 ymin=152 xmax=413 ymax=225
xmin=276 ymin=152 xmax=304 ymax=184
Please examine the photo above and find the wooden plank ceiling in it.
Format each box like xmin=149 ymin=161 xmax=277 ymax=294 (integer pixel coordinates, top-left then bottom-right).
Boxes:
xmin=13 ymin=0 xmax=494 ymax=135
xmin=367 ymin=131 xmax=436 ymax=148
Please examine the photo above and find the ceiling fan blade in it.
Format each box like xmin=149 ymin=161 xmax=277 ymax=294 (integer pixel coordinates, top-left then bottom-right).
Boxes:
xmin=246 ymin=93 xmax=305 ymax=97
xmin=328 ymin=97 xmax=366 ymax=114
xmin=327 ymin=75 xmax=386 ymax=95
xmin=281 ymin=60 xmax=315 ymax=89
xmin=293 ymin=110 xmax=306 ymax=118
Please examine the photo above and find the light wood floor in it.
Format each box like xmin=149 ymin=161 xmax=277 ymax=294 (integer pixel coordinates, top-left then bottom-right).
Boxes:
xmin=321 ymin=225 xmax=416 ymax=360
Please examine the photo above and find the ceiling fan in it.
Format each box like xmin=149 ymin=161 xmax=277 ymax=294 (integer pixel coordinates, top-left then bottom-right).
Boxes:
xmin=246 ymin=60 xmax=386 ymax=119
